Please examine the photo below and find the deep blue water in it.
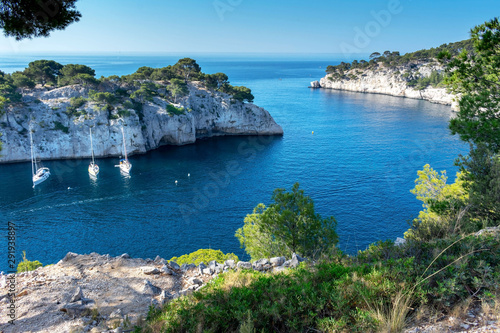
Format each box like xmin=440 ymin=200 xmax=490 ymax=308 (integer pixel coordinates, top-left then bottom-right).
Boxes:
xmin=0 ymin=55 xmax=466 ymax=271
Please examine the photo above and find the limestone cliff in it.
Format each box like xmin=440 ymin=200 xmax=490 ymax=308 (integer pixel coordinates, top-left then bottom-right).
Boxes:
xmin=0 ymin=82 xmax=283 ymax=163
xmin=317 ymin=61 xmax=459 ymax=109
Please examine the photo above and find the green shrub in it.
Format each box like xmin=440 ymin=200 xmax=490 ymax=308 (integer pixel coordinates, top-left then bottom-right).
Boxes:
xmin=236 ymin=183 xmax=338 ymax=261
xmin=70 ymin=96 xmax=87 ymax=108
xmin=122 ymin=100 xmax=134 ymax=110
xmin=52 ymin=121 xmax=69 ymax=133
xmin=141 ymin=260 xmax=388 ymax=332
xmin=115 ymin=88 xmax=128 ymax=97
xmin=89 ymin=90 xmax=117 ymax=105
xmin=169 ymin=249 xmax=239 ymax=266
xmin=166 ymin=104 xmax=185 ymax=116
xmin=66 ymin=97 xmax=88 ymax=117
xmin=17 ymin=251 xmax=42 ymax=272
xmin=137 ymin=229 xmax=500 ymax=332
xmin=405 ymin=164 xmax=468 ymax=241
xmin=117 ymin=109 xmax=131 ymax=118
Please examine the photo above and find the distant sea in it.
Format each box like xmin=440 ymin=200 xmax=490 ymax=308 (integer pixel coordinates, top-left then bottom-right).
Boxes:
xmin=0 ymin=54 xmax=466 ymax=271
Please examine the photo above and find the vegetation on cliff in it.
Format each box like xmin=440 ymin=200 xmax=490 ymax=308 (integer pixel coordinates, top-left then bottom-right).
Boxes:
xmin=0 ymin=57 xmax=254 ymax=119
xmin=325 ymin=39 xmax=474 ymax=90
xmin=0 ymin=58 xmax=256 ymax=150
xmin=169 ymin=249 xmax=239 ymax=266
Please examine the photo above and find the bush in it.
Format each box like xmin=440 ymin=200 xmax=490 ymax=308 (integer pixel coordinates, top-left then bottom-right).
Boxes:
xmin=66 ymin=97 xmax=88 ymax=117
xmin=138 ymin=229 xmax=500 ymax=332
xmin=70 ymin=96 xmax=87 ymax=109
xmin=140 ymin=260 xmax=397 ymax=332
xmin=166 ymin=104 xmax=185 ymax=116
xmin=236 ymin=183 xmax=338 ymax=261
xmin=169 ymin=249 xmax=239 ymax=266
xmin=117 ymin=109 xmax=131 ymax=118
xmin=17 ymin=251 xmax=42 ymax=272
xmin=122 ymin=100 xmax=134 ymax=110
xmin=405 ymin=164 xmax=468 ymax=241
xmin=115 ymin=88 xmax=128 ymax=97
xmin=89 ymin=91 xmax=116 ymax=105
xmin=52 ymin=121 xmax=69 ymax=133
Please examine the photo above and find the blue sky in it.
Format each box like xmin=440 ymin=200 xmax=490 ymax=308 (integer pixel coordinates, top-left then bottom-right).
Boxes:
xmin=0 ymin=0 xmax=498 ymax=55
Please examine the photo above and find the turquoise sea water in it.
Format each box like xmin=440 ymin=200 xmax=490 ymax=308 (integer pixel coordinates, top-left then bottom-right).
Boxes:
xmin=0 ymin=55 xmax=466 ymax=270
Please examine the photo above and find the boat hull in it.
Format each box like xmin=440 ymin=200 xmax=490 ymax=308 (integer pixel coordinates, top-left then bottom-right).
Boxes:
xmin=120 ymin=163 xmax=132 ymax=174
xmin=88 ymin=163 xmax=99 ymax=177
xmin=33 ymin=167 xmax=50 ymax=187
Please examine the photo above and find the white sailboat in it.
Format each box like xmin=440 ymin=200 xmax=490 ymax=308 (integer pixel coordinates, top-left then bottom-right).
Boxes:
xmin=117 ymin=127 xmax=132 ymax=174
xmin=30 ymin=127 xmax=50 ymax=188
xmin=88 ymin=127 xmax=99 ymax=177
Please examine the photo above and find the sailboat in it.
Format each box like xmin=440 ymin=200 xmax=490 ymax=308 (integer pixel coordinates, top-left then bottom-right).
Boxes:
xmin=88 ymin=127 xmax=99 ymax=177
xmin=30 ymin=126 xmax=50 ymax=188
xmin=117 ymin=127 xmax=132 ymax=174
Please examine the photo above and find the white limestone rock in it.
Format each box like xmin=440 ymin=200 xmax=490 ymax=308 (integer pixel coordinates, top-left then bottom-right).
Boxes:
xmin=0 ymin=82 xmax=283 ymax=163
xmin=319 ymin=62 xmax=459 ymax=110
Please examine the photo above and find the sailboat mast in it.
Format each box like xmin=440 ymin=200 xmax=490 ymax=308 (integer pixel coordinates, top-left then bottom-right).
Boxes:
xmin=121 ymin=127 xmax=128 ymax=161
xmin=30 ymin=126 xmax=35 ymax=177
xmin=90 ymin=127 xmax=95 ymax=164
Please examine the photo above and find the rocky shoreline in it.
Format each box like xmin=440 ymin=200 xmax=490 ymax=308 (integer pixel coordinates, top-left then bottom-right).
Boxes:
xmin=314 ymin=61 xmax=459 ymax=110
xmin=0 ymin=82 xmax=283 ymax=164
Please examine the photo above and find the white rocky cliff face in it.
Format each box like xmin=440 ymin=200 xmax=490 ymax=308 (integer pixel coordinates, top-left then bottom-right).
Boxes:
xmin=318 ymin=62 xmax=459 ymax=109
xmin=0 ymin=82 xmax=283 ymax=163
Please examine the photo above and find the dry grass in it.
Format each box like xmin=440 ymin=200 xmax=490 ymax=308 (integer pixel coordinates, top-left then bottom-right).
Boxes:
xmin=367 ymin=290 xmax=413 ymax=333
xmin=140 ymin=321 xmax=164 ymax=333
xmin=219 ymin=270 xmax=259 ymax=291
xmin=481 ymin=295 xmax=500 ymax=323
xmin=450 ymin=297 xmax=473 ymax=320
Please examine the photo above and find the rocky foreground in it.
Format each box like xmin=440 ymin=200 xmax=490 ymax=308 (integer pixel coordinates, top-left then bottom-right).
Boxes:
xmin=0 ymin=252 xmax=304 ymax=333
xmin=0 ymin=82 xmax=283 ymax=163
xmin=315 ymin=61 xmax=459 ymax=110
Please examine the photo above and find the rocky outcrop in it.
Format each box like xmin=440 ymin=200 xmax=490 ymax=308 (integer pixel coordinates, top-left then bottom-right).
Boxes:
xmin=318 ymin=61 xmax=459 ymax=109
xmin=0 ymin=82 xmax=283 ymax=163
xmin=0 ymin=252 xmax=306 ymax=333
xmin=309 ymin=81 xmax=321 ymax=88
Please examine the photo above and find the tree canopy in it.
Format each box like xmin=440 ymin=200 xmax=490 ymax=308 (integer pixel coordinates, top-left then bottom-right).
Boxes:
xmin=58 ymin=64 xmax=96 ymax=85
xmin=0 ymin=0 xmax=81 ymax=40
xmin=24 ymin=60 xmax=63 ymax=85
xmin=204 ymin=72 xmax=229 ymax=90
xmin=458 ymin=144 xmax=500 ymax=226
xmin=169 ymin=78 xmax=188 ymax=103
xmin=326 ymin=40 xmax=473 ymax=75
xmin=235 ymin=183 xmax=338 ymax=260
xmin=173 ymin=58 xmax=202 ymax=81
xmin=11 ymin=72 xmax=35 ymax=92
xmin=442 ymin=18 xmax=500 ymax=153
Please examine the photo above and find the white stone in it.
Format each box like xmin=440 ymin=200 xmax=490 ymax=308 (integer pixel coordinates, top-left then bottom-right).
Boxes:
xmin=0 ymin=82 xmax=283 ymax=163
xmin=319 ymin=62 xmax=458 ymax=110
xmin=395 ymin=237 xmax=406 ymax=246
xmin=141 ymin=267 xmax=160 ymax=275
xmin=236 ymin=261 xmax=252 ymax=270
xmin=270 ymin=257 xmax=286 ymax=267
